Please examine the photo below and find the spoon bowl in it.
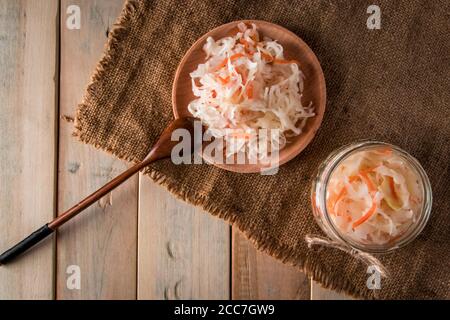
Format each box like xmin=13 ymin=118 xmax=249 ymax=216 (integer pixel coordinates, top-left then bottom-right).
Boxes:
xmin=172 ymin=20 xmax=326 ymax=173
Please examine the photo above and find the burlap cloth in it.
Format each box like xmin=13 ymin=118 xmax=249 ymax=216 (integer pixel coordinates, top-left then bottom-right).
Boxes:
xmin=74 ymin=0 xmax=450 ymax=299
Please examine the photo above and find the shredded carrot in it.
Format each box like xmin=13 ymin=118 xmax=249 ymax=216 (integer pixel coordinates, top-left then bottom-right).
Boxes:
xmin=214 ymin=60 xmax=228 ymax=71
xmin=333 ymin=188 xmax=348 ymax=216
xmin=215 ymin=60 xmax=227 ymax=71
xmin=360 ymin=166 xmax=377 ymax=174
xmin=261 ymin=51 xmax=273 ymax=62
xmin=217 ymin=75 xmax=230 ymax=85
xmin=230 ymin=53 xmax=245 ymax=60
xmin=360 ymin=171 xmax=376 ymax=193
xmin=273 ymin=58 xmax=299 ymax=65
xmin=352 ymin=198 xmax=377 ymax=228
xmin=231 ymin=87 xmax=242 ymax=103
xmin=388 ymin=176 xmax=398 ymax=200
xmin=344 ymin=172 xmax=377 ymax=227
xmin=249 ymin=32 xmax=259 ymax=43
xmin=349 ymin=172 xmax=376 ymax=193
xmin=246 ymin=83 xmax=254 ymax=99
xmin=327 ymin=187 xmax=347 ymax=215
xmin=239 ymin=38 xmax=255 ymax=55
xmin=236 ymin=67 xmax=248 ymax=84
xmin=214 ymin=53 xmax=245 ymax=71
xmin=239 ymin=38 xmax=248 ymax=47
xmin=335 ymin=187 xmax=347 ymax=205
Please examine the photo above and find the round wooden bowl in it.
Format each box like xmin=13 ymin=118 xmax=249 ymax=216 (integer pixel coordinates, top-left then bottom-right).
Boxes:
xmin=172 ymin=20 xmax=326 ymax=173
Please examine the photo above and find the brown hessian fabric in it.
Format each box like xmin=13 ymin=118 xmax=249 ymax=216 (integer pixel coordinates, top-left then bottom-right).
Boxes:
xmin=74 ymin=0 xmax=450 ymax=299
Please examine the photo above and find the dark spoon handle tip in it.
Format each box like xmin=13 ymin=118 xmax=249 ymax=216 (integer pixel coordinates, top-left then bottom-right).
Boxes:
xmin=0 ymin=224 xmax=54 ymax=265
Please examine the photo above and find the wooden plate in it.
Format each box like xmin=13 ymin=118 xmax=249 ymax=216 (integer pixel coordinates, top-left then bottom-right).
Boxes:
xmin=172 ymin=20 xmax=326 ymax=173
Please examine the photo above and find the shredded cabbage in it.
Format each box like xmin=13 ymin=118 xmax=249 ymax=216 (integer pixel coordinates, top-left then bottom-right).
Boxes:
xmin=326 ymin=147 xmax=423 ymax=245
xmin=188 ymin=23 xmax=314 ymax=160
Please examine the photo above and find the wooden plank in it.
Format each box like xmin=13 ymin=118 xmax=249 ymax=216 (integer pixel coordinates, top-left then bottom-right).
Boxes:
xmin=57 ymin=0 xmax=138 ymax=299
xmin=232 ymin=229 xmax=310 ymax=300
xmin=137 ymin=176 xmax=230 ymax=299
xmin=311 ymin=281 xmax=354 ymax=300
xmin=0 ymin=0 xmax=58 ymax=299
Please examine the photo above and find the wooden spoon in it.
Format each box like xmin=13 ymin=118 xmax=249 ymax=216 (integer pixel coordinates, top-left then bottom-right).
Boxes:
xmin=0 ymin=117 xmax=197 ymax=265
xmin=172 ymin=20 xmax=326 ymax=173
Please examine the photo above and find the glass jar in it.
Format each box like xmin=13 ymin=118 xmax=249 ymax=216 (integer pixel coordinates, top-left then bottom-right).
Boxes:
xmin=311 ymin=141 xmax=432 ymax=253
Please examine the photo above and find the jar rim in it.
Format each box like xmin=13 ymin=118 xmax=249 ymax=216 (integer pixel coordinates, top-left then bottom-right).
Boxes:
xmin=318 ymin=140 xmax=432 ymax=253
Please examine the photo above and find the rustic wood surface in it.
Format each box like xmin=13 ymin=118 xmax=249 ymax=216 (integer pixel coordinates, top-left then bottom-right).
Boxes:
xmin=138 ymin=178 xmax=230 ymax=299
xmin=311 ymin=281 xmax=354 ymax=300
xmin=0 ymin=0 xmax=58 ymax=299
xmin=0 ymin=0 xmax=347 ymax=300
xmin=57 ymin=0 xmax=137 ymax=299
xmin=232 ymin=230 xmax=310 ymax=300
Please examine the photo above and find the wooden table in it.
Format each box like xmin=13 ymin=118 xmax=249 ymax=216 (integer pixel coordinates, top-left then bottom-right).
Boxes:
xmin=0 ymin=0 xmax=350 ymax=300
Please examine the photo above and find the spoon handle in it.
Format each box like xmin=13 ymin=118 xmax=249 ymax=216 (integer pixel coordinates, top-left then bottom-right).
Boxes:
xmin=0 ymin=156 xmax=155 ymax=266
xmin=0 ymin=224 xmax=53 ymax=265
xmin=48 ymin=160 xmax=150 ymax=230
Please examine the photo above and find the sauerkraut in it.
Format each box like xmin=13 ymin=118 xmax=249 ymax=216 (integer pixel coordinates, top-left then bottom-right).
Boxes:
xmin=326 ymin=147 xmax=423 ymax=245
xmin=188 ymin=22 xmax=314 ymax=161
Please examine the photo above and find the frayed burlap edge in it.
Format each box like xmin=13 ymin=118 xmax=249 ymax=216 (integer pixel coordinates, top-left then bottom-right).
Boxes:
xmin=74 ymin=0 xmax=375 ymax=300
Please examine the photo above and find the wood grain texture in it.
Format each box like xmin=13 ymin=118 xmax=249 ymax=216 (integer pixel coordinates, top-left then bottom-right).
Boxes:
xmin=57 ymin=0 xmax=138 ymax=299
xmin=0 ymin=0 xmax=58 ymax=299
xmin=232 ymin=229 xmax=310 ymax=300
xmin=311 ymin=281 xmax=354 ymax=300
xmin=138 ymin=176 xmax=230 ymax=299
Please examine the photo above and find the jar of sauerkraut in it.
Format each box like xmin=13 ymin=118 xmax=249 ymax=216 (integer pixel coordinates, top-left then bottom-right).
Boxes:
xmin=311 ymin=141 xmax=432 ymax=253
